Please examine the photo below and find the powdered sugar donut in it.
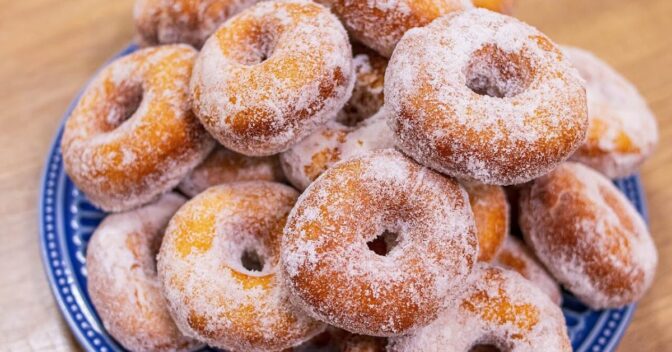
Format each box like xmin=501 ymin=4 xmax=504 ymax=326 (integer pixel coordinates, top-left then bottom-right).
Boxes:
xmin=86 ymin=193 xmax=199 ymax=352
xmin=178 ymin=146 xmax=286 ymax=197
xmin=519 ymin=162 xmax=657 ymax=309
xmin=316 ymin=0 xmax=472 ymax=57
xmin=158 ymin=182 xmax=325 ymax=351
xmin=282 ymin=149 xmax=478 ymax=336
xmin=62 ymin=45 xmax=215 ymax=212
xmin=388 ymin=265 xmax=571 ymax=352
xmin=280 ymin=109 xmax=395 ymax=190
xmin=464 ymin=182 xmax=509 ymax=262
xmin=191 ymin=0 xmax=354 ymax=156
xmin=134 ymin=0 xmax=258 ymax=48
xmin=473 ymin=0 xmax=515 ymax=14
xmin=564 ymin=46 xmax=658 ymax=178
xmin=385 ymin=9 xmax=588 ymax=185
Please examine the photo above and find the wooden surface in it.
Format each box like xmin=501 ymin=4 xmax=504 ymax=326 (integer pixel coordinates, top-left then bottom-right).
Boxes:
xmin=0 ymin=0 xmax=670 ymax=350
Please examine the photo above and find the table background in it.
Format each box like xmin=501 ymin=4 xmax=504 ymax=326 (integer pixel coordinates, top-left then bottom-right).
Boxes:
xmin=1 ymin=0 xmax=670 ymax=350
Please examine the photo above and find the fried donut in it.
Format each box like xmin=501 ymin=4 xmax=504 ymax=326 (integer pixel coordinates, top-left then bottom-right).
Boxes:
xmin=62 ymin=45 xmax=215 ymax=212
xmin=385 ymin=9 xmax=588 ymax=185
xmin=190 ymin=0 xmax=354 ymax=156
xmin=494 ymin=236 xmax=562 ymax=305
xmin=158 ymin=182 xmax=325 ymax=351
xmin=463 ymin=182 xmax=509 ymax=262
xmin=564 ymin=46 xmax=658 ymax=178
xmin=86 ymin=193 xmax=200 ymax=352
xmin=134 ymin=0 xmax=258 ymax=48
xmin=280 ymin=109 xmax=395 ymax=190
xmin=316 ymin=0 xmax=471 ymax=57
xmin=519 ymin=162 xmax=657 ymax=308
xmin=388 ymin=265 xmax=571 ymax=352
xmin=473 ymin=0 xmax=515 ymax=14
xmin=282 ymin=149 xmax=478 ymax=336
xmin=178 ymin=146 xmax=286 ymax=197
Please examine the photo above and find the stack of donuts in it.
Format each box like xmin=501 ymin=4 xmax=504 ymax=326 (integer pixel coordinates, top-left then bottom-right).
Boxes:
xmin=62 ymin=0 xmax=659 ymax=351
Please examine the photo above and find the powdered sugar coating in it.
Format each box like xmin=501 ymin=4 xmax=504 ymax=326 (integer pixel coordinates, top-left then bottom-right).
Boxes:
xmin=385 ymin=9 xmax=588 ymax=185
xmin=86 ymin=193 xmax=200 ymax=352
xmin=62 ymin=45 xmax=215 ymax=212
xmin=464 ymin=182 xmax=509 ymax=262
xmin=388 ymin=265 xmax=571 ymax=352
xmin=519 ymin=162 xmax=657 ymax=309
xmin=191 ymin=0 xmax=355 ymax=156
xmin=564 ymin=46 xmax=659 ymax=178
xmin=280 ymin=108 xmax=395 ymax=190
xmin=282 ymin=149 xmax=478 ymax=336
xmin=158 ymin=182 xmax=325 ymax=351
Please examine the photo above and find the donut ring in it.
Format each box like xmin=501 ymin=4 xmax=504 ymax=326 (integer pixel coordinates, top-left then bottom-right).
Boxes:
xmin=61 ymin=45 xmax=215 ymax=212
xmin=385 ymin=9 xmax=588 ymax=185
xmin=473 ymin=0 xmax=515 ymax=14
xmin=564 ymin=46 xmax=658 ymax=178
xmin=519 ymin=162 xmax=657 ymax=309
xmin=134 ymin=0 xmax=258 ymax=48
xmin=158 ymin=182 xmax=325 ymax=351
xmin=282 ymin=149 xmax=478 ymax=336
xmin=463 ymin=182 xmax=509 ymax=262
xmin=190 ymin=0 xmax=355 ymax=156
xmin=178 ymin=146 xmax=286 ymax=197
xmin=86 ymin=193 xmax=200 ymax=352
xmin=388 ymin=265 xmax=571 ymax=352
xmin=316 ymin=0 xmax=471 ymax=57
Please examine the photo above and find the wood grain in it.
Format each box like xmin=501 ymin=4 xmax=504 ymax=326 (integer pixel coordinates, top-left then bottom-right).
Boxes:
xmin=0 ymin=0 xmax=670 ymax=351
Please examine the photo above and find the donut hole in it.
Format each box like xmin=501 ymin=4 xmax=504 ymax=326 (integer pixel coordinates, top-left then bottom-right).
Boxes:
xmin=241 ymin=248 xmax=265 ymax=272
xmin=103 ymin=83 xmax=143 ymax=131
xmin=236 ymin=23 xmax=279 ymax=66
xmin=367 ymin=230 xmax=400 ymax=256
xmin=465 ymin=44 xmax=533 ymax=98
xmin=469 ymin=344 xmax=501 ymax=352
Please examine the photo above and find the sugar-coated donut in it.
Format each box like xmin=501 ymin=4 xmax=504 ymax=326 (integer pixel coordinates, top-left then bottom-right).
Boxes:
xmin=494 ymin=236 xmax=562 ymax=305
xmin=385 ymin=9 xmax=588 ymax=185
xmin=158 ymin=182 xmax=325 ymax=351
xmin=280 ymin=109 xmax=395 ymax=190
xmin=134 ymin=0 xmax=258 ymax=48
xmin=62 ymin=45 xmax=215 ymax=212
xmin=316 ymin=0 xmax=472 ymax=57
xmin=178 ymin=146 xmax=286 ymax=197
xmin=190 ymin=0 xmax=354 ymax=156
xmin=519 ymin=162 xmax=657 ymax=309
xmin=282 ymin=149 xmax=478 ymax=336
xmin=463 ymin=182 xmax=509 ymax=262
xmin=86 ymin=193 xmax=200 ymax=352
xmin=564 ymin=46 xmax=658 ymax=178
xmin=473 ymin=0 xmax=515 ymax=14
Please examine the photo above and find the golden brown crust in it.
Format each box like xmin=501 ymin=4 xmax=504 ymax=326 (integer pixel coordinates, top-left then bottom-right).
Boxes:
xmin=473 ymin=0 xmax=515 ymax=14
xmin=463 ymin=182 xmax=509 ymax=262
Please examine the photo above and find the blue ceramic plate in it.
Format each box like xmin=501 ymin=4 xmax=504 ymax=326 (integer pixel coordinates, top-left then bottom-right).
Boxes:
xmin=40 ymin=44 xmax=644 ymax=352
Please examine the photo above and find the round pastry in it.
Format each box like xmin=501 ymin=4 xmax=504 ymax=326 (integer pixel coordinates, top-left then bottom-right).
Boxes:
xmin=473 ymin=0 xmax=515 ymax=14
xmin=519 ymin=162 xmax=657 ymax=309
xmin=134 ymin=0 xmax=258 ymax=48
xmin=564 ymin=46 xmax=658 ymax=178
xmin=385 ymin=9 xmax=588 ymax=185
xmin=86 ymin=193 xmax=199 ymax=352
xmin=61 ymin=45 xmax=215 ymax=212
xmin=190 ymin=0 xmax=355 ymax=156
xmin=316 ymin=0 xmax=472 ymax=57
xmin=280 ymin=109 xmax=395 ymax=190
xmin=282 ymin=149 xmax=478 ymax=336
xmin=178 ymin=146 xmax=286 ymax=197
xmin=494 ymin=236 xmax=562 ymax=305
xmin=463 ymin=182 xmax=509 ymax=262
xmin=388 ymin=265 xmax=571 ymax=352
xmin=158 ymin=182 xmax=325 ymax=351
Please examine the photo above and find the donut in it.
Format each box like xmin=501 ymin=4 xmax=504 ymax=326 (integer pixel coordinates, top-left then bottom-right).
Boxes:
xmin=190 ymin=0 xmax=355 ymax=156
xmin=134 ymin=0 xmax=258 ymax=48
xmin=86 ymin=193 xmax=200 ymax=352
xmin=563 ymin=46 xmax=658 ymax=178
xmin=463 ymin=182 xmax=509 ymax=262
xmin=519 ymin=162 xmax=657 ymax=309
xmin=385 ymin=9 xmax=588 ymax=185
xmin=178 ymin=146 xmax=286 ymax=197
xmin=158 ymin=182 xmax=325 ymax=351
xmin=280 ymin=109 xmax=395 ymax=190
xmin=61 ymin=45 xmax=215 ymax=212
xmin=388 ymin=265 xmax=571 ymax=352
xmin=282 ymin=149 xmax=478 ymax=336
xmin=494 ymin=236 xmax=562 ymax=305
xmin=316 ymin=0 xmax=472 ymax=57
xmin=473 ymin=0 xmax=515 ymax=14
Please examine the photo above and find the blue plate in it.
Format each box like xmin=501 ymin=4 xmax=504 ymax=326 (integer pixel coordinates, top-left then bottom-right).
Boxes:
xmin=40 ymin=44 xmax=644 ymax=352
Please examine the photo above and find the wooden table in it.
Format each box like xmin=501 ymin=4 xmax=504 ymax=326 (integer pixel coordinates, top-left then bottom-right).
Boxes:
xmin=1 ymin=0 xmax=670 ymax=350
